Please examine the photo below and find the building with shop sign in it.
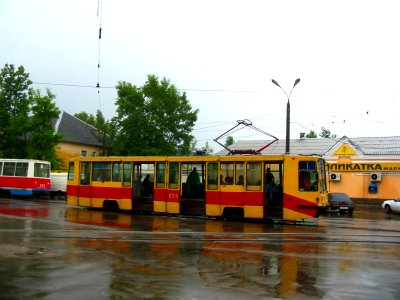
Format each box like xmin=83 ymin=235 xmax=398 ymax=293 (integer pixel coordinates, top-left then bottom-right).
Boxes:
xmin=218 ymin=135 xmax=400 ymax=202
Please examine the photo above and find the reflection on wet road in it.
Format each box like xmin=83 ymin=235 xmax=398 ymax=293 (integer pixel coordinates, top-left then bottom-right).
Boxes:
xmin=0 ymin=198 xmax=399 ymax=299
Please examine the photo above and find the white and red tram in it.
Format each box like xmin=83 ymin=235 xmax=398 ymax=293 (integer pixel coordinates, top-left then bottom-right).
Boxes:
xmin=0 ymin=159 xmax=51 ymax=197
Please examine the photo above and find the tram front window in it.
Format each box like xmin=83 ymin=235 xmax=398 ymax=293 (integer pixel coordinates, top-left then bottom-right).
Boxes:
xmin=299 ymin=161 xmax=318 ymax=191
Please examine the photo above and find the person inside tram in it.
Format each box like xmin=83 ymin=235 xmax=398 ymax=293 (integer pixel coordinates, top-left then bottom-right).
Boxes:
xmin=187 ymin=167 xmax=200 ymax=197
xmin=141 ymin=174 xmax=153 ymax=196
xmin=224 ymin=176 xmax=233 ymax=185
xmin=273 ymin=182 xmax=283 ymax=204
xmin=299 ymin=171 xmax=311 ymax=191
xmin=265 ymin=167 xmax=275 ymax=202
xmin=236 ymin=175 xmax=244 ymax=185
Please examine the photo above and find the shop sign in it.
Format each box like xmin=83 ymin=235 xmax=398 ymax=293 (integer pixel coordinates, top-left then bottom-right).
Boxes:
xmin=327 ymin=162 xmax=400 ymax=172
xmin=333 ymin=144 xmax=358 ymax=156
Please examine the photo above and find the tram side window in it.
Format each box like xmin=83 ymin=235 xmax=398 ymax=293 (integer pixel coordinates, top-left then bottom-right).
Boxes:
xmin=0 ymin=162 xmax=2 ymax=175
xmin=123 ymin=163 xmax=132 ymax=187
xmin=68 ymin=162 xmax=74 ymax=180
xmin=112 ymin=163 xmax=122 ymax=182
xmin=318 ymin=159 xmax=327 ymax=192
xmin=220 ymin=163 xmax=234 ymax=185
xmin=93 ymin=162 xmax=111 ymax=181
xmin=207 ymin=163 xmax=218 ymax=190
xmin=3 ymin=162 xmax=16 ymax=176
xmin=235 ymin=162 xmax=244 ymax=185
xmin=246 ymin=162 xmax=262 ymax=188
xmin=169 ymin=163 xmax=179 ymax=189
xmin=34 ymin=163 xmax=50 ymax=178
xmin=156 ymin=163 xmax=166 ymax=188
xmin=16 ymin=163 xmax=28 ymax=176
xmin=299 ymin=161 xmax=318 ymax=191
xmin=80 ymin=162 xmax=91 ymax=185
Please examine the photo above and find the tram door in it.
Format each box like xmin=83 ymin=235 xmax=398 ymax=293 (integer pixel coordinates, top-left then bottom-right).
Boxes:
xmin=154 ymin=162 xmax=168 ymax=213
xmin=132 ymin=162 xmax=156 ymax=212
xmin=78 ymin=161 xmax=91 ymax=207
xmin=180 ymin=163 xmax=206 ymax=216
xmin=132 ymin=164 xmax=142 ymax=198
xmin=166 ymin=162 xmax=180 ymax=214
xmin=264 ymin=162 xmax=283 ymax=218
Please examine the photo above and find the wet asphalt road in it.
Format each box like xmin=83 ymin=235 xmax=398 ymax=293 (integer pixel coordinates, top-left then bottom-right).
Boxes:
xmin=0 ymin=198 xmax=399 ymax=300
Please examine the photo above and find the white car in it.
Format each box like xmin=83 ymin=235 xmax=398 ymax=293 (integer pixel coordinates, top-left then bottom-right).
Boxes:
xmin=382 ymin=197 xmax=400 ymax=213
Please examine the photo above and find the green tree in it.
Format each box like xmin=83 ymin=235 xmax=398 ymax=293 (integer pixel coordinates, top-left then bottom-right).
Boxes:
xmin=225 ymin=136 xmax=235 ymax=147
xmin=0 ymin=64 xmax=32 ymax=157
xmin=74 ymin=110 xmax=109 ymax=132
xmin=74 ymin=111 xmax=96 ymax=126
xmin=110 ymin=75 xmax=198 ymax=155
xmin=190 ymin=139 xmax=214 ymax=155
xmin=28 ymin=89 xmax=63 ymax=168
xmin=306 ymin=130 xmax=317 ymax=138
xmin=319 ymin=127 xmax=337 ymax=138
xmin=201 ymin=141 xmax=214 ymax=154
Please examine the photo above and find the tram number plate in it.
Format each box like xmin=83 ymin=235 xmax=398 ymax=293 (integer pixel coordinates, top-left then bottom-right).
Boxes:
xmin=168 ymin=193 xmax=179 ymax=199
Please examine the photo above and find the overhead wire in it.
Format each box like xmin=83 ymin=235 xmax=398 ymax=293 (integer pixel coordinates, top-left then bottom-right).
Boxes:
xmin=31 ymin=81 xmax=262 ymax=93
xmin=31 ymin=81 xmax=399 ymax=140
xmin=32 ymin=82 xmax=115 ymax=88
xmin=97 ymin=0 xmax=103 ymax=112
xmin=32 ymin=80 xmax=399 ymax=138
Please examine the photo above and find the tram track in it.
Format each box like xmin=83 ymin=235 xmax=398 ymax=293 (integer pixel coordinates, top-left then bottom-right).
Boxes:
xmin=1 ymin=198 xmax=400 ymax=299
xmin=1 ymin=226 xmax=399 ymax=246
xmin=1 ymin=197 xmax=399 ymax=247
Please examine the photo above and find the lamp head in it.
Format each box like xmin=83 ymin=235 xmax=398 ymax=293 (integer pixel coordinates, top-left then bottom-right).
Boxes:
xmin=271 ymin=79 xmax=281 ymax=88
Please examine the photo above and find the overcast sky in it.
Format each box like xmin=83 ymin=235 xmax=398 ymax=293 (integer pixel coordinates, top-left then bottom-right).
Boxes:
xmin=1 ymin=0 xmax=400 ymax=150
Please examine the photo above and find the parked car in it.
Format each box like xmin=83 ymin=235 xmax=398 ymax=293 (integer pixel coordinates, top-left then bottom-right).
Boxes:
xmin=382 ymin=197 xmax=400 ymax=213
xmin=325 ymin=192 xmax=355 ymax=215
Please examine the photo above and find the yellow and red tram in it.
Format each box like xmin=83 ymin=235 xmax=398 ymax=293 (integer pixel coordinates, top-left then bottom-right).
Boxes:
xmin=66 ymin=154 xmax=328 ymax=221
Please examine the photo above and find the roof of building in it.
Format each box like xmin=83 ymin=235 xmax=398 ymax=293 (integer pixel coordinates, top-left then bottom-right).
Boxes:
xmin=216 ymin=136 xmax=400 ymax=158
xmin=53 ymin=111 xmax=103 ymax=147
xmin=346 ymin=136 xmax=400 ymax=156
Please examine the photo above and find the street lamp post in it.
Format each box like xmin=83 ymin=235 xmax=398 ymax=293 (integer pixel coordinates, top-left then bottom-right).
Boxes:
xmin=271 ymin=78 xmax=300 ymax=154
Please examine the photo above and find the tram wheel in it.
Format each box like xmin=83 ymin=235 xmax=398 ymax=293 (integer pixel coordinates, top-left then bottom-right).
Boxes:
xmin=103 ymin=201 xmax=119 ymax=212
